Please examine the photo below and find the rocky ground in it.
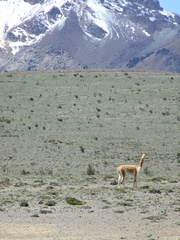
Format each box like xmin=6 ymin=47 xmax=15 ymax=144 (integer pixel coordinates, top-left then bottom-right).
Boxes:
xmin=0 ymin=69 xmax=179 ymax=240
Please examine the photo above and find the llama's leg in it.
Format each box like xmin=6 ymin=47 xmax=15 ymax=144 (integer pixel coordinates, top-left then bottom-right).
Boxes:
xmin=118 ymin=174 xmax=122 ymax=186
xmin=121 ymin=170 xmax=125 ymax=186
xmin=133 ymin=172 xmax=137 ymax=187
xmin=118 ymin=170 xmax=125 ymax=187
xmin=118 ymin=172 xmax=124 ymax=187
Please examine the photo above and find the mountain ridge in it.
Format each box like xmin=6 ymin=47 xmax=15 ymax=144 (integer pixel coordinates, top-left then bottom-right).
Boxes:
xmin=0 ymin=0 xmax=179 ymax=72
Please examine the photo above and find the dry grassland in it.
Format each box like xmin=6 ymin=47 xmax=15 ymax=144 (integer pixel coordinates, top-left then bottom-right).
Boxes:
xmin=0 ymin=69 xmax=180 ymax=240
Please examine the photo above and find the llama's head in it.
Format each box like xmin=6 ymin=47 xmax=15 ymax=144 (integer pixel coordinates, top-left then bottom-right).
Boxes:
xmin=141 ymin=153 xmax=146 ymax=158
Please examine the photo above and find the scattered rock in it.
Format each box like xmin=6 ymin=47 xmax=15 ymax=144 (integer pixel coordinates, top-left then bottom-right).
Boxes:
xmin=140 ymin=185 xmax=150 ymax=189
xmin=88 ymin=209 xmax=94 ymax=213
xmin=46 ymin=186 xmax=54 ymax=190
xmin=20 ymin=201 xmax=29 ymax=207
xmin=149 ymin=189 xmax=161 ymax=194
xmin=40 ymin=209 xmax=53 ymax=214
xmin=110 ymin=180 xmax=117 ymax=185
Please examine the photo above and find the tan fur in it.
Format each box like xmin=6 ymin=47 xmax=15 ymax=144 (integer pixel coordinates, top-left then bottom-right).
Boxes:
xmin=117 ymin=153 xmax=146 ymax=187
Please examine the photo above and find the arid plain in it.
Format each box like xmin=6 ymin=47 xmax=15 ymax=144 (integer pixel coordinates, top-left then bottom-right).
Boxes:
xmin=0 ymin=69 xmax=179 ymax=240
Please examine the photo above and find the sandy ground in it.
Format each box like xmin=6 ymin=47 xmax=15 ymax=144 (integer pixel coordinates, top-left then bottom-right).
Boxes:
xmin=0 ymin=181 xmax=180 ymax=240
xmin=0 ymin=182 xmax=180 ymax=240
xmin=0 ymin=69 xmax=180 ymax=240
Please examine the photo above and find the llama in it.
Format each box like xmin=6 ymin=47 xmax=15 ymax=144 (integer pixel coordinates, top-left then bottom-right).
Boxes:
xmin=117 ymin=153 xmax=146 ymax=187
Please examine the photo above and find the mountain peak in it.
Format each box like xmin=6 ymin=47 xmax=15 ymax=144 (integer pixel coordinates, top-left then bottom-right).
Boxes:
xmin=131 ymin=0 xmax=163 ymax=11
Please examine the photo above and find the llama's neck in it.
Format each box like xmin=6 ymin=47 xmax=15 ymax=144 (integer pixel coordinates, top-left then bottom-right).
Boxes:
xmin=138 ymin=157 xmax=144 ymax=168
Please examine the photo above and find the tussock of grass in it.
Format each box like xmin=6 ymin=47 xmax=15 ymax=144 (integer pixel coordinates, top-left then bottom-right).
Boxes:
xmin=149 ymin=177 xmax=165 ymax=182
xmin=143 ymin=215 xmax=166 ymax=221
xmin=117 ymin=201 xmax=133 ymax=207
xmin=45 ymin=200 xmax=56 ymax=206
xmin=114 ymin=210 xmax=124 ymax=214
xmin=87 ymin=164 xmax=95 ymax=175
xmin=21 ymin=170 xmax=30 ymax=175
xmin=31 ymin=214 xmax=39 ymax=217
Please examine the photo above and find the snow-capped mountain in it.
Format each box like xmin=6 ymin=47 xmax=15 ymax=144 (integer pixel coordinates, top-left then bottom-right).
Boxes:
xmin=0 ymin=0 xmax=180 ymax=72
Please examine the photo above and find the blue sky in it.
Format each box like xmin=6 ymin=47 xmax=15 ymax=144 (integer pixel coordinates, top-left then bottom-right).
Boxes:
xmin=159 ymin=0 xmax=180 ymax=15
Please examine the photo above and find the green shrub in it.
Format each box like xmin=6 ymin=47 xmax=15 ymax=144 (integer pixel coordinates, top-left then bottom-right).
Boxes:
xmin=66 ymin=197 xmax=86 ymax=205
xmin=21 ymin=169 xmax=30 ymax=175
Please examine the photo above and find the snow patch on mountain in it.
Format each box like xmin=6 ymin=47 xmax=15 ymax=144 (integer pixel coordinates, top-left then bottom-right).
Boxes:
xmin=0 ymin=0 xmax=68 ymax=52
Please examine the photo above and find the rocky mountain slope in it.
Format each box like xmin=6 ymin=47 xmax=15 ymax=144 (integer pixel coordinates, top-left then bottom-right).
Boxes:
xmin=0 ymin=0 xmax=179 ymax=72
